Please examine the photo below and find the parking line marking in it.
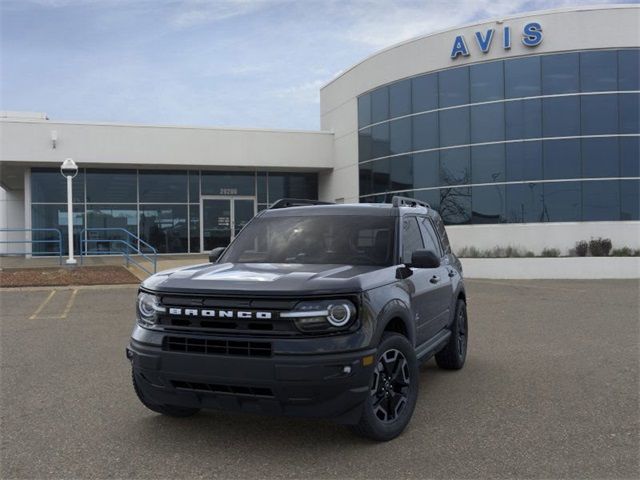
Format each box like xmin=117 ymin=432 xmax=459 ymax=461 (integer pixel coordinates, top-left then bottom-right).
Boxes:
xmin=59 ymin=289 xmax=79 ymax=319
xmin=29 ymin=290 xmax=56 ymax=319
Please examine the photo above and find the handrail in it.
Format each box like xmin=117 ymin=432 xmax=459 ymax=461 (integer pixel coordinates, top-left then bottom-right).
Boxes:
xmin=0 ymin=228 xmax=63 ymax=265
xmin=80 ymin=228 xmax=157 ymax=275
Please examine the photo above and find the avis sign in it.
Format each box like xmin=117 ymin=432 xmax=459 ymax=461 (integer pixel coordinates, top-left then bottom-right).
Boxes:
xmin=450 ymin=22 xmax=543 ymax=59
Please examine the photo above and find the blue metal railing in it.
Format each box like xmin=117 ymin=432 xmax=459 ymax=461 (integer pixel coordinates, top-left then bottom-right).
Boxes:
xmin=80 ymin=228 xmax=157 ymax=275
xmin=0 ymin=228 xmax=63 ymax=264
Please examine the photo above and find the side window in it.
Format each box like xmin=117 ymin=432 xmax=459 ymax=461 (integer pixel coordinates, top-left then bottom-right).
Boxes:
xmin=432 ymin=215 xmax=452 ymax=254
xmin=402 ymin=217 xmax=424 ymax=263
xmin=419 ymin=217 xmax=442 ymax=257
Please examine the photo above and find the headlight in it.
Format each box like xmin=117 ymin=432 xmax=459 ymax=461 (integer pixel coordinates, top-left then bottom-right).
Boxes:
xmin=136 ymin=292 xmax=165 ymax=327
xmin=282 ymin=299 xmax=357 ymax=333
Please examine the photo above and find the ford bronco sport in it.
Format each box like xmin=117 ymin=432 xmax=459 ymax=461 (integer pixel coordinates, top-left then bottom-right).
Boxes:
xmin=127 ymin=196 xmax=468 ymax=441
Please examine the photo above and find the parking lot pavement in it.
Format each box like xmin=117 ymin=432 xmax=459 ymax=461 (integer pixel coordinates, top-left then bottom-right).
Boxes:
xmin=1 ymin=280 xmax=638 ymax=479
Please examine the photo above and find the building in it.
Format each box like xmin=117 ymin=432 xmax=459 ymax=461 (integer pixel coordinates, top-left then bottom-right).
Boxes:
xmin=1 ymin=5 xmax=638 ymax=257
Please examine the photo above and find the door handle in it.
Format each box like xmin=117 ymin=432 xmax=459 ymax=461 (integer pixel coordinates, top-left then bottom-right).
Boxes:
xmin=430 ymin=275 xmax=440 ymax=284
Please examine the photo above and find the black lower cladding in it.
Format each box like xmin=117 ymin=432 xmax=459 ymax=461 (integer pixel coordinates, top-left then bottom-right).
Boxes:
xmin=129 ymin=337 xmax=377 ymax=424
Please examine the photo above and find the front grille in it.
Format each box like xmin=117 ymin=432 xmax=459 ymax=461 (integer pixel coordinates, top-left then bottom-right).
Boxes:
xmin=171 ymin=380 xmax=274 ymax=398
xmin=164 ymin=336 xmax=272 ymax=357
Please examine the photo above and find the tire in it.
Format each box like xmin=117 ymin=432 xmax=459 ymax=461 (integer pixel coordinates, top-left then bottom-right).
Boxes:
xmin=350 ymin=332 xmax=419 ymax=442
xmin=132 ymin=370 xmax=200 ymax=418
xmin=435 ymin=298 xmax=468 ymax=370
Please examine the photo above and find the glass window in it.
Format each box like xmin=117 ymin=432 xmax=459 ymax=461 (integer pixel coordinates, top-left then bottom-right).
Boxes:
xmin=439 ymin=107 xmax=470 ymax=147
xmin=139 ymin=170 xmax=187 ymax=203
xmin=412 ymin=112 xmax=438 ymax=151
xmin=389 ymin=117 xmax=412 ymax=155
xmin=418 ymin=217 xmax=442 ymax=255
xmin=505 ymin=98 xmax=542 ymax=140
xmin=544 ymin=139 xmax=581 ymax=180
xmin=543 ymin=182 xmax=581 ymax=222
xmin=267 ymin=173 xmax=317 ymax=203
xmin=31 ymin=204 xmax=84 ymax=255
xmin=31 ymin=168 xmax=85 ymax=203
xmin=390 ymin=155 xmax=413 ymax=192
xmin=620 ymin=93 xmax=639 ymax=134
xmin=620 ymin=180 xmax=640 ymax=220
xmin=506 ymin=183 xmax=543 ymax=223
xmin=86 ymin=205 xmax=137 ymax=255
xmin=439 ymin=67 xmax=469 ymax=108
xmin=471 ymin=144 xmax=505 ymax=184
xmin=618 ymin=49 xmax=640 ymax=91
xmin=139 ymin=205 xmax=188 ymax=253
xmin=414 ymin=189 xmax=441 ymax=213
xmin=358 ymin=94 xmax=372 ymax=128
xmin=189 ymin=204 xmax=200 ymax=253
xmin=402 ymin=217 xmax=424 ymax=263
xmin=581 ymin=50 xmax=617 ymax=92
xmin=359 ymin=163 xmax=373 ymax=196
xmin=256 ymin=172 xmax=267 ymax=203
xmin=505 ymin=56 xmax=541 ymax=98
xmin=440 ymin=187 xmax=471 ymax=225
xmin=202 ymin=171 xmax=254 ymax=196
xmin=371 ymin=123 xmax=390 ymax=159
xmin=506 ymin=141 xmax=543 ymax=182
xmin=412 ymin=73 xmax=438 ymax=113
xmin=582 ymin=138 xmax=619 ymax=178
xmin=542 ymin=96 xmax=580 ymax=137
xmin=430 ymin=213 xmax=451 ymax=253
xmin=413 ymin=152 xmax=440 ymax=189
xmin=541 ymin=53 xmax=579 ymax=95
xmin=86 ymin=169 xmax=136 ymax=203
xmin=359 ymin=128 xmax=373 ymax=162
xmin=581 ymin=94 xmax=618 ymax=135
xmin=583 ymin=180 xmax=620 ymax=221
xmin=471 ymin=185 xmax=505 ymax=224
xmin=620 ymin=137 xmax=640 ymax=177
xmin=371 ymin=87 xmax=389 ymax=123
xmin=372 ymin=159 xmax=390 ymax=193
xmin=471 ymin=102 xmax=504 ymax=143
xmin=189 ymin=171 xmax=200 ymax=203
xmin=440 ymin=147 xmax=470 ymax=186
xmin=470 ymin=61 xmax=504 ymax=102
xmin=389 ymin=79 xmax=411 ymax=118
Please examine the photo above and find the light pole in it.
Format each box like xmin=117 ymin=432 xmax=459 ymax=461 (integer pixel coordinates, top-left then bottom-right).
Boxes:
xmin=60 ymin=158 xmax=78 ymax=265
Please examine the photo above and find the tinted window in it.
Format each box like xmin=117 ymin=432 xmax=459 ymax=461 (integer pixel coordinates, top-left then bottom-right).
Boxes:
xmin=414 ymin=189 xmax=441 ymax=213
xmin=256 ymin=172 xmax=267 ymax=203
xmin=440 ymin=147 xmax=470 ymax=186
xmin=189 ymin=204 xmax=200 ymax=252
xmin=402 ymin=217 xmax=424 ymax=263
xmin=543 ymin=182 xmax=581 ymax=222
xmin=471 ymin=144 xmax=505 ymax=183
xmin=412 ymin=74 xmax=438 ymax=113
xmin=620 ymin=137 xmax=640 ymax=177
xmin=583 ymin=180 xmax=620 ymax=221
xmin=413 ymin=152 xmax=440 ymax=189
xmin=267 ymin=173 xmax=317 ymax=203
xmin=543 ymin=96 xmax=580 ymax=137
xmin=505 ymin=56 xmax=541 ymax=98
xmin=418 ymin=217 xmax=442 ymax=255
xmin=86 ymin=169 xmax=136 ymax=203
xmin=389 ymin=117 xmax=412 ymax=155
xmin=371 ymin=123 xmax=390 ymax=159
xmin=86 ymin=205 xmax=137 ymax=252
xmin=359 ymin=128 xmax=373 ymax=162
xmin=439 ymin=67 xmax=469 ymax=107
xmin=505 ymin=98 xmax=542 ymax=140
xmin=618 ymin=49 xmax=640 ymax=90
xmin=506 ymin=141 xmax=543 ymax=182
xmin=581 ymin=50 xmax=617 ymax=92
xmin=544 ymin=139 xmax=581 ymax=180
xmin=372 ymin=159 xmax=390 ymax=193
xmin=506 ymin=183 xmax=543 ymax=223
xmin=471 ymin=185 xmax=505 ymax=224
xmin=202 ymin=172 xmax=254 ymax=196
xmin=581 ymin=94 xmax=618 ymax=135
xmin=371 ymin=87 xmax=389 ymax=123
xmin=440 ymin=187 xmax=471 ymax=225
xmin=620 ymin=180 xmax=640 ymax=220
xmin=359 ymin=163 xmax=373 ymax=196
xmin=31 ymin=204 xmax=84 ymax=255
xmin=431 ymin=214 xmax=451 ymax=253
xmin=439 ymin=107 xmax=470 ymax=147
xmin=582 ymin=138 xmax=619 ymax=178
xmin=390 ymin=155 xmax=413 ymax=192
xmin=189 ymin=171 xmax=200 ymax=203
xmin=139 ymin=170 xmax=187 ymax=203
xmin=389 ymin=79 xmax=411 ymax=118
xmin=542 ymin=53 xmax=579 ymax=95
xmin=31 ymin=168 xmax=84 ymax=203
xmin=412 ymin=112 xmax=439 ymax=151
xmin=471 ymin=102 xmax=504 ymax=143
xmin=139 ymin=205 xmax=188 ymax=253
xmin=358 ymin=94 xmax=372 ymax=128
xmin=470 ymin=61 xmax=504 ymax=102
xmin=619 ymin=93 xmax=639 ymax=134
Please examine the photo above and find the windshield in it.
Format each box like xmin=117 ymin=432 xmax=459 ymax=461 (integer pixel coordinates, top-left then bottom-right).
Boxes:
xmin=221 ymin=215 xmax=396 ymax=266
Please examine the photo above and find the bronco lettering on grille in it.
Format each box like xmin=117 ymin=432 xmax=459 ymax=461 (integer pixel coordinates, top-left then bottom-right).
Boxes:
xmin=168 ymin=308 xmax=272 ymax=320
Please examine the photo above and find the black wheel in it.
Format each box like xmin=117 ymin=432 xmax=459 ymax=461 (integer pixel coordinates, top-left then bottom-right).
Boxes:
xmin=435 ymin=298 xmax=468 ymax=370
xmin=132 ymin=370 xmax=200 ymax=418
xmin=350 ymin=333 xmax=419 ymax=441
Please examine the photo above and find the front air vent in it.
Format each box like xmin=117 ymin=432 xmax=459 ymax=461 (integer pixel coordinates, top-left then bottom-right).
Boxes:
xmin=163 ymin=336 xmax=272 ymax=357
xmin=171 ymin=380 xmax=274 ymax=398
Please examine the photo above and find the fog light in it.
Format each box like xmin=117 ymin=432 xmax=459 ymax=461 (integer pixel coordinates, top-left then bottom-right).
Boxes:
xmin=362 ymin=355 xmax=374 ymax=366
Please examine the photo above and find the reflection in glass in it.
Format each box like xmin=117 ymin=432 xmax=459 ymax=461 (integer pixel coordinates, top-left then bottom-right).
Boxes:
xmin=583 ymin=180 xmax=620 ymax=221
xmin=139 ymin=170 xmax=187 ymax=203
xmin=31 ymin=204 xmax=84 ymax=255
xmin=440 ymin=148 xmax=470 ymax=186
xmin=506 ymin=183 xmax=543 ymax=223
xmin=471 ymin=144 xmax=505 ymax=184
xmin=359 ymin=128 xmax=373 ymax=162
xmin=257 ymin=172 xmax=267 ymax=203
xmin=506 ymin=141 xmax=543 ymax=182
xmin=371 ymin=87 xmax=389 ymax=123
xmin=470 ymin=61 xmax=504 ymax=102
xmin=359 ymin=162 xmax=373 ymax=196
xmin=544 ymin=139 xmax=581 ymax=180
xmin=439 ymin=67 xmax=469 ymax=108
xmin=543 ymin=182 xmax=581 ymax=222
xmin=86 ymin=205 xmax=137 ymax=254
xmin=202 ymin=171 xmax=255 ymax=196
xmin=439 ymin=107 xmax=470 ymax=147
xmin=189 ymin=204 xmax=200 ymax=253
xmin=618 ymin=49 xmax=640 ymax=91
xmin=620 ymin=137 xmax=640 ymax=177
xmin=582 ymin=138 xmax=619 ymax=178
xmin=471 ymin=185 xmax=505 ymax=224
xmin=543 ymin=96 xmax=580 ymax=137
xmin=412 ymin=73 xmax=438 ymax=113
xmin=505 ymin=56 xmax=541 ymax=98
xmin=202 ymin=199 xmax=231 ymax=251
xmin=140 ymin=205 xmax=188 ymax=253
xmin=189 ymin=171 xmax=200 ymax=203
xmin=31 ymin=168 xmax=85 ymax=203
xmin=413 ymin=152 xmax=439 ymax=189
xmin=389 ymin=79 xmax=411 ymax=118
xmin=581 ymin=94 xmax=618 ymax=135
xmin=390 ymin=155 xmax=413 ymax=192
xmin=620 ymin=180 xmax=640 ymax=220
xmin=505 ymin=98 xmax=542 ymax=140
xmin=414 ymin=189 xmax=440 ymax=212
xmin=358 ymin=94 xmax=371 ymax=128
xmin=267 ymin=173 xmax=318 ymax=203
xmin=372 ymin=159 xmax=390 ymax=193
xmin=470 ymin=103 xmax=504 ymax=143
xmin=86 ymin=169 xmax=136 ymax=203
xmin=619 ymin=93 xmax=640 ymax=134
xmin=371 ymin=123 xmax=390 ymax=159
xmin=580 ymin=50 xmax=617 ymax=92
xmin=440 ymin=187 xmax=471 ymax=225
xmin=412 ymin=112 xmax=438 ymax=151
xmin=541 ymin=53 xmax=579 ymax=95
xmin=389 ymin=117 xmax=412 ymax=155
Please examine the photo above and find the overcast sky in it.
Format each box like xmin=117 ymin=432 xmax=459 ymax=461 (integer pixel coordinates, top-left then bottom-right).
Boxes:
xmin=1 ymin=0 xmax=633 ymax=130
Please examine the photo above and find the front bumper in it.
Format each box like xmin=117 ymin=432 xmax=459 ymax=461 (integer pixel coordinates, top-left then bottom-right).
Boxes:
xmin=128 ymin=327 xmax=376 ymax=424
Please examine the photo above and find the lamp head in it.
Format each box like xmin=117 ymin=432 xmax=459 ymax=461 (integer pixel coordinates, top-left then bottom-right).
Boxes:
xmin=60 ymin=158 xmax=78 ymax=178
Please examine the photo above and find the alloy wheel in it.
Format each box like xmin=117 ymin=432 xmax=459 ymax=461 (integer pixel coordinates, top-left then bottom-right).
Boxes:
xmin=370 ymin=348 xmax=410 ymax=423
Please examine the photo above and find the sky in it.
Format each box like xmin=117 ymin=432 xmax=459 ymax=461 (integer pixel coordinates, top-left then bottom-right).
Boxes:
xmin=0 ymin=0 xmax=634 ymax=130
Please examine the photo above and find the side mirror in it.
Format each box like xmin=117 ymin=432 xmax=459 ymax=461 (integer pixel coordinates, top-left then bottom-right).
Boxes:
xmin=209 ymin=247 xmax=226 ymax=263
xmin=408 ymin=249 xmax=440 ymax=269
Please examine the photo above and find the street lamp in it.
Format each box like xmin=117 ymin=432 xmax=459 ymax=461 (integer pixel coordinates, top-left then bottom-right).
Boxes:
xmin=60 ymin=158 xmax=78 ymax=265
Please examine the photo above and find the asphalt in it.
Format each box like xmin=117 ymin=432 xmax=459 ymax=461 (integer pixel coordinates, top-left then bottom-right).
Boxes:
xmin=1 ymin=279 xmax=638 ymax=479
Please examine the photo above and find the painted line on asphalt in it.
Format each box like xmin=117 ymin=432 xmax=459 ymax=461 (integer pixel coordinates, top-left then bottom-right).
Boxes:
xmin=60 ymin=289 xmax=79 ymax=319
xmin=29 ymin=290 xmax=56 ymax=319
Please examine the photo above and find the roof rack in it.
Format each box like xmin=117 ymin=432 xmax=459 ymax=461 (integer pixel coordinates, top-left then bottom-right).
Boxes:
xmin=391 ymin=195 xmax=430 ymax=209
xmin=269 ymin=198 xmax=335 ymax=209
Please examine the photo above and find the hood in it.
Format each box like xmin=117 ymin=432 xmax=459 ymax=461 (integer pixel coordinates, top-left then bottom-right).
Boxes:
xmin=142 ymin=262 xmax=397 ymax=296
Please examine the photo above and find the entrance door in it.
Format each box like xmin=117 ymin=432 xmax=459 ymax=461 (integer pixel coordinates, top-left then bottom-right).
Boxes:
xmin=200 ymin=197 xmax=255 ymax=252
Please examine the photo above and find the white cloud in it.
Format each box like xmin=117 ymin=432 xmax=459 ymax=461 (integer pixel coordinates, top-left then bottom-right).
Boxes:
xmin=169 ymin=0 xmax=285 ymax=28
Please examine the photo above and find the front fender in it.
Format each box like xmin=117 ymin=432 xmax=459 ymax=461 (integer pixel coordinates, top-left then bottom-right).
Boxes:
xmin=363 ymin=283 xmax=415 ymax=348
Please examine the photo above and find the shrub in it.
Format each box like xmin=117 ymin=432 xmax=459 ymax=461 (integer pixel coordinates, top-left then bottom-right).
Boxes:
xmin=541 ymin=248 xmax=560 ymax=257
xmin=610 ymin=247 xmax=640 ymax=257
xmin=575 ymin=241 xmax=589 ymax=257
xmin=589 ymin=237 xmax=612 ymax=257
